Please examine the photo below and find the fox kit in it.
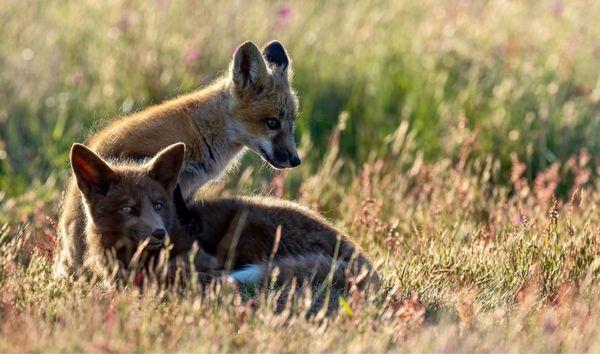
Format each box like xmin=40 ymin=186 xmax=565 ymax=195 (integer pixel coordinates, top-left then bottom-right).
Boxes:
xmin=187 ymin=197 xmax=380 ymax=290
xmin=69 ymin=142 xmax=191 ymax=278
xmin=70 ymin=143 xmax=378 ymax=289
xmin=55 ymin=40 xmax=300 ymax=278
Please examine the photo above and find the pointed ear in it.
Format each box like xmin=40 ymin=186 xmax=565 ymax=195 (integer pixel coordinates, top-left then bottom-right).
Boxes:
xmin=70 ymin=143 xmax=115 ymax=197
xmin=262 ymin=40 xmax=289 ymax=72
xmin=148 ymin=143 xmax=186 ymax=190
xmin=231 ymin=41 xmax=270 ymax=93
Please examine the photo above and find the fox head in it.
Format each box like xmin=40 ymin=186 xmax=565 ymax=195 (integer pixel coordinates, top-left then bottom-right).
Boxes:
xmin=70 ymin=142 xmax=185 ymax=257
xmin=228 ymin=40 xmax=301 ymax=169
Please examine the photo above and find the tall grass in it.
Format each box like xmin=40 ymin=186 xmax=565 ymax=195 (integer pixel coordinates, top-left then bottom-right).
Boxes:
xmin=0 ymin=0 xmax=599 ymax=352
xmin=0 ymin=0 xmax=598 ymax=195
xmin=1 ymin=120 xmax=599 ymax=351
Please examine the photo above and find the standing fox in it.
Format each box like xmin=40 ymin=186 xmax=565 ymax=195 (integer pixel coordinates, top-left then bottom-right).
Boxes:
xmin=55 ymin=40 xmax=301 ymax=277
xmin=69 ymin=142 xmax=379 ymax=290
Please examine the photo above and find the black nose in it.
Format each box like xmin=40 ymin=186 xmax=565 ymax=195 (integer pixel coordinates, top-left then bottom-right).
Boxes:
xmin=151 ymin=229 xmax=166 ymax=240
xmin=289 ymin=154 xmax=301 ymax=167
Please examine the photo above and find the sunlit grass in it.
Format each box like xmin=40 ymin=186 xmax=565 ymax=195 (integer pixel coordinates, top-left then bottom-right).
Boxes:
xmin=0 ymin=0 xmax=598 ymax=195
xmin=0 ymin=0 xmax=599 ymax=352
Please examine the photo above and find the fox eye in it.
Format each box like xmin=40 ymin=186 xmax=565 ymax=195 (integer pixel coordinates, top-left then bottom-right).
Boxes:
xmin=265 ymin=117 xmax=281 ymax=130
xmin=121 ymin=206 xmax=133 ymax=214
xmin=154 ymin=202 xmax=163 ymax=211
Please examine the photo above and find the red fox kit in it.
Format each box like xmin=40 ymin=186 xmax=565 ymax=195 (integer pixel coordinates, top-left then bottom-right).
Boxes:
xmin=55 ymin=40 xmax=300 ymax=278
xmin=69 ymin=143 xmax=378 ymax=289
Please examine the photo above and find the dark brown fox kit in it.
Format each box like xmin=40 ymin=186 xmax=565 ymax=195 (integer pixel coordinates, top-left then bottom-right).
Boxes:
xmin=55 ymin=40 xmax=300 ymax=278
xmin=69 ymin=143 xmax=378 ymax=289
xmin=69 ymin=142 xmax=194 ymax=277
xmin=189 ymin=196 xmax=380 ymax=289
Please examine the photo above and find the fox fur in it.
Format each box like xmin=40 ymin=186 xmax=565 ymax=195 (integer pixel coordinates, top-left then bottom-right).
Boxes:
xmin=68 ymin=143 xmax=194 ymax=279
xmin=66 ymin=143 xmax=378 ymax=290
xmin=185 ymin=196 xmax=380 ymax=290
xmin=54 ymin=40 xmax=300 ymax=278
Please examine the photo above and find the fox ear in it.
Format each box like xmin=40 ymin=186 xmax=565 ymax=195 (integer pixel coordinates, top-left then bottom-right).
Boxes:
xmin=148 ymin=143 xmax=185 ymax=190
xmin=231 ymin=41 xmax=270 ymax=93
xmin=262 ymin=40 xmax=289 ymax=71
xmin=71 ymin=144 xmax=115 ymax=197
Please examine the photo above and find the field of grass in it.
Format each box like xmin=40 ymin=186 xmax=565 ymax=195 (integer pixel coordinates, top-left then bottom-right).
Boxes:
xmin=1 ymin=0 xmax=599 ymax=352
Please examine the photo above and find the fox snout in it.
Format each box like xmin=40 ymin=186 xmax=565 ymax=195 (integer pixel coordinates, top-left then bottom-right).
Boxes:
xmin=151 ymin=228 xmax=166 ymax=240
xmin=137 ymin=226 xmax=167 ymax=250
xmin=257 ymin=132 xmax=301 ymax=169
xmin=135 ymin=200 xmax=173 ymax=250
xmin=273 ymin=147 xmax=301 ymax=167
xmin=141 ymin=227 xmax=166 ymax=250
xmin=258 ymin=141 xmax=301 ymax=169
xmin=140 ymin=217 xmax=169 ymax=250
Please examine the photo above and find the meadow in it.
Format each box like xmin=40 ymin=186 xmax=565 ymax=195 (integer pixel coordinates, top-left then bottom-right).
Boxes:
xmin=1 ymin=0 xmax=599 ymax=352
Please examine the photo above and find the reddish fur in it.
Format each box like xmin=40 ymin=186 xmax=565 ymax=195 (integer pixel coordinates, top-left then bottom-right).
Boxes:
xmin=54 ymin=40 xmax=300 ymax=278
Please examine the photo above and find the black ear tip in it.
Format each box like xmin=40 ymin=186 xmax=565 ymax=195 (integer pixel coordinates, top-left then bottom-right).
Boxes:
xmin=265 ymin=40 xmax=284 ymax=49
xmin=71 ymin=143 xmax=90 ymax=159
xmin=71 ymin=143 xmax=84 ymax=152
xmin=263 ymin=40 xmax=289 ymax=67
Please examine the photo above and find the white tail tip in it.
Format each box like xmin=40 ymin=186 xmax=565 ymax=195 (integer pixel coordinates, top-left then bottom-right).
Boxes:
xmin=227 ymin=264 xmax=263 ymax=284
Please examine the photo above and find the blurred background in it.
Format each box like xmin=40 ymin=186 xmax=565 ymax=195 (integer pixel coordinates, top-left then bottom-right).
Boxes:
xmin=0 ymin=0 xmax=598 ymax=206
xmin=1 ymin=4 xmax=600 ymax=347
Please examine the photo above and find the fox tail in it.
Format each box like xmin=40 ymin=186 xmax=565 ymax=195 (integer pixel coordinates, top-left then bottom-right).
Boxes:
xmin=228 ymin=253 xmax=380 ymax=290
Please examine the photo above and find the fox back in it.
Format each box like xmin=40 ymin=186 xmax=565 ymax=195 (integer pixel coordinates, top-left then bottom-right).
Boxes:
xmin=189 ymin=196 xmax=380 ymax=290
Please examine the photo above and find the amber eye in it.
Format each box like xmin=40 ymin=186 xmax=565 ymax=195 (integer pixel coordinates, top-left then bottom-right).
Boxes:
xmin=121 ymin=206 xmax=133 ymax=214
xmin=154 ymin=202 xmax=163 ymax=211
xmin=265 ymin=117 xmax=281 ymax=130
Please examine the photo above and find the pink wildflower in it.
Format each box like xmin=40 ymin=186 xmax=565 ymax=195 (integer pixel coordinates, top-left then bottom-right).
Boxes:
xmin=184 ymin=47 xmax=199 ymax=63
xmin=550 ymin=1 xmax=564 ymax=16
xmin=117 ymin=14 xmax=131 ymax=32
xmin=276 ymin=4 xmax=292 ymax=31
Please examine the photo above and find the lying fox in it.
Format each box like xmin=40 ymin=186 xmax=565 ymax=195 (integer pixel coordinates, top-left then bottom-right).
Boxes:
xmin=69 ymin=142 xmax=379 ymax=289
xmin=55 ymin=40 xmax=301 ymax=278
xmin=187 ymin=197 xmax=379 ymax=289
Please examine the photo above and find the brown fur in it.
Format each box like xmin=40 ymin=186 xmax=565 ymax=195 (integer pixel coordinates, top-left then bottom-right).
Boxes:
xmin=54 ymin=40 xmax=300 ymax=278
xmin=253 ymin=254 xmax=350 ymax=289
xmin=68 ymin=143 xmax=200 ymax=279
xmin=67 ymin=143 xmax=378 ymax=290
xmin=188 ymin=196 xmax=380 ymax=290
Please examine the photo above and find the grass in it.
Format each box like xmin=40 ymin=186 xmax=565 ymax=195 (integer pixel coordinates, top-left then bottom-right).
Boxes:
xmin=1 ymin=0 xmax=599 ymax=352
